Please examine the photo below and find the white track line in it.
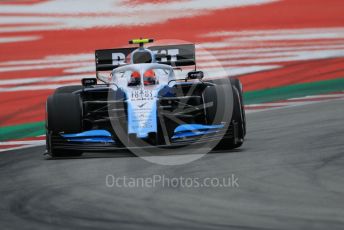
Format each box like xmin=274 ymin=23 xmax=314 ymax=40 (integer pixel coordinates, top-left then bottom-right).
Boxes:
xmin=0 ymin=144 xmax=43 ymax=153
xmin=0 ymin=140 xmax=45 ymax=146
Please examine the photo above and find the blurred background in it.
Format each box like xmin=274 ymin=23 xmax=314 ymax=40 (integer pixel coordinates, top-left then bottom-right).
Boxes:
xmin=0 ymin=0 xmax=344 ymax=149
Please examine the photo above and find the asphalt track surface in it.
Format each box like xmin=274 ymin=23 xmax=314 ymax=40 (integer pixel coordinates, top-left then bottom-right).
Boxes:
xmin=1 ymin=99 xmax=344 ymax=230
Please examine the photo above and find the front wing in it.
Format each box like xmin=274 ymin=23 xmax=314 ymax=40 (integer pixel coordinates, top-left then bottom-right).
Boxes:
xmin=47 ymin=123 xmax=238 ymax=152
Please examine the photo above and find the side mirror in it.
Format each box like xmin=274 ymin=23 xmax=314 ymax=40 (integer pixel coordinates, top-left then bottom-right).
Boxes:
xmin=82 ymin=78 xmax=97 ymax=86
xmin=187 ymin=71 xmax=204 ymax=80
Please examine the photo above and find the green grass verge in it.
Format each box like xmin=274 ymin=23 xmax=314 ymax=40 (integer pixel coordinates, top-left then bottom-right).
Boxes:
xmin=0 ymin=121 xmax=45 ymax=141
xmin=244 ymin=78 xmax=344 ymax=105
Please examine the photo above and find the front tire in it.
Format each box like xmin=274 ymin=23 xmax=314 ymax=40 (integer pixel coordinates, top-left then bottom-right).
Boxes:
xmin=215 ymin=86 xmax=245 ymax=150
xmin=203 ymin=79 xmax=246 ymax=150
xmin=46 ymin=93 xmax=83 ymax=157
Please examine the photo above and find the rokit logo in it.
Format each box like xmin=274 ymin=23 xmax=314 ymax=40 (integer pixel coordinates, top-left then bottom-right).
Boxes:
xmin=111 ymin=48 xmax=180 ymax=65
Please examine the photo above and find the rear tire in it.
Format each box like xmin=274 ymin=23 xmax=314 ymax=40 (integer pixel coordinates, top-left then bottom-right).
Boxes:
xmin=46 ymin=93 xmax=83 ymax=157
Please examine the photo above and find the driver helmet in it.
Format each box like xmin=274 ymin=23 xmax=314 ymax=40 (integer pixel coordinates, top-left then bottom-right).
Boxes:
xmin=129 ymin=71 xmax=141 ymax=86
xmin=143 ymin=69 xmax=156 ymax=85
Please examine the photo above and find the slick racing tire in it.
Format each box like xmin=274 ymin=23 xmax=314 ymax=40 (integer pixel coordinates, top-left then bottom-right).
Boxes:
xmin=46 ymin=93 xmax=83 ymax=157
xmin=203 ymin=84 xmax=227 ymax=125
xmin=230 ymin=77 xmax=246 ymax=136
xmin=203 ymin=81 xmax=245 ymax=150
xmin=217 ymin=85 xmax=245 ymax=149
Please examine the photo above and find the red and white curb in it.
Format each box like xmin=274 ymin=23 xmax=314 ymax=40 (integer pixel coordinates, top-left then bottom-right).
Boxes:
xmin=1 ymin=92 xmax=343 ymax=152
xmin=0 ymin=136 xmax=45 ymax=152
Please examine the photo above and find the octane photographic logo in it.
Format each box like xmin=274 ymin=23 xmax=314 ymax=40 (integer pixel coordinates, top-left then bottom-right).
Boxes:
xmin=108 ymin=39 xmax=233 ymax=165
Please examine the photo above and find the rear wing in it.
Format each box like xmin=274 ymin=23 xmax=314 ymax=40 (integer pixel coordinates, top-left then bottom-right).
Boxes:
xmin=95 ymin=44 xmax=195 ymax=71
xmin=151 ymin=44 xmax=195 ymax=67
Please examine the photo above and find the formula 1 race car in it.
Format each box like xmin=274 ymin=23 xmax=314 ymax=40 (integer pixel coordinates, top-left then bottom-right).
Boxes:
xmin=46 ymin=39 xmax=246 ymax=157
